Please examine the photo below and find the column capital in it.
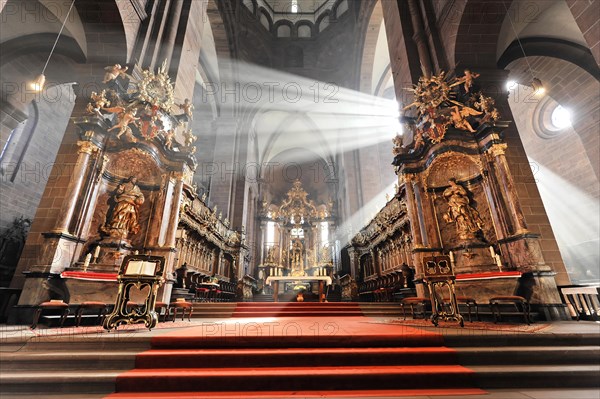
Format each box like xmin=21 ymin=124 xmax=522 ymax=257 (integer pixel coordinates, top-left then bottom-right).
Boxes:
xmin=487 ymin=143 xmax=508 ymax=158
xmin=77 ymin=140 xmax=100 ymax=154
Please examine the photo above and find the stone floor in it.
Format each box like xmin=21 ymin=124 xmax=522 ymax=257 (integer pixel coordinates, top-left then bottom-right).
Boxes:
xmin=1 ymin=318 xmax=599 ymax=398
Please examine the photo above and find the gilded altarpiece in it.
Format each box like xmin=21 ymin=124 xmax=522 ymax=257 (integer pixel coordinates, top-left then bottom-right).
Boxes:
xmin=350 ymin=70 xmax=566 ymax=319
xmin=18 ymin=63 xmax=243 ymax=306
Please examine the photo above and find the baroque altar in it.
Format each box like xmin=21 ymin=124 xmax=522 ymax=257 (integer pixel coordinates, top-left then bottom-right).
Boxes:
xmin=257 ymin=181 xmax=335 ymax=287
xmin=17 ymin=62 xmax=243 ymax=307
xmin=349 ymin=69 xmax=567 ymax=319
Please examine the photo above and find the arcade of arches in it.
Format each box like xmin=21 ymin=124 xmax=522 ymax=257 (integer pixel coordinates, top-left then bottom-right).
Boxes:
xmin=0 ymin=0 xmax=599 ymax=323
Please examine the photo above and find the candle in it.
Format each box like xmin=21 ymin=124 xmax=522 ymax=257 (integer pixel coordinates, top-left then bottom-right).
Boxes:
xmin=449 ymin=251 xmax=454 ymax=263
xmin=83 ymin=253 xmax=92 ymax=271
xmin=489 ymin=246 xmax=496 ymax=259
xmin=495 ymin=254 xmax=503 ymax=270
xmin=94 ymin=245 xmax=101 ymax=260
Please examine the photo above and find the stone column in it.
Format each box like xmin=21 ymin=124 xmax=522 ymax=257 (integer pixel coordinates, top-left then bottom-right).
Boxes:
xmin=481 ymin=165 xmax=510 ymax=241
xmin=488 ymin=143 xmax=529 ymax=235
xmin=402 ymin=174 xmax=424 ymax=248
xmin=165 ymin=172 xmax=185 ymax=247
xmin=419 ymin=187 xmax=442 ymax=249
xmin=347 ymin=247 xmax=359 ymax=278
xmin=407 ymin=0 xmax=433 ymax=77
xmin=160 ymin=0 xmax=185 ymax=71
xmin=52 ymin=139 xmax=98 ymax=234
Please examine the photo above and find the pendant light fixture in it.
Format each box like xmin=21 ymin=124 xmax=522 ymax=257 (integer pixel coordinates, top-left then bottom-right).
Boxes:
xmin=29 ymin=0 xmax=76 ymax=92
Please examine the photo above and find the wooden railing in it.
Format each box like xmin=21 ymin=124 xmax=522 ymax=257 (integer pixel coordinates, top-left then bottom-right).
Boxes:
xmin=559 ymin=285 xmax=600 ymax=321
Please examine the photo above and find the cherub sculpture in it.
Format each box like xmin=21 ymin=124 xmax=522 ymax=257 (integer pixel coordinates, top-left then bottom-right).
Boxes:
xmin=475 ymin=94 xmax=500 ymax=123
xmin=452 ymin=69 xmax=480 ymax=94
xmin=86 ymin=90 xmax=110 ymax=118
xmin=182 ymin=129 xmax=197 ymax=147
xmin=175 ymin=98 xmax=194 ymax=126
xmin=392 ymin=134 xmax=404 ymax=155
xmin=103 ymin=64 xmax=129 ymax=84
xmin=106 ymin=107 xmax=139 ymax=139
xmin=164 ymin=129 xmax=175 ymax=150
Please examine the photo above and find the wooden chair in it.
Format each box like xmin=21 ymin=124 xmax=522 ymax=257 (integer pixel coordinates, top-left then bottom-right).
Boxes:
xmin=154 ymin=301 xmax=169 ymax=322
xmin=31 ymin=301 xmax=70 ymax=329
xmin=489 ymin=295 xmax=531 ymax=325
xmin=170 ymin=301 xmax=193 ymax=321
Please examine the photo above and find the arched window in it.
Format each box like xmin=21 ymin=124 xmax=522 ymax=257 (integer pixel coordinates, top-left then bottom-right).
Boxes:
xmin=277 ymin=24 xmax=291 ymax=38
xmin=297 ymin=24 xmax=312 ymax=38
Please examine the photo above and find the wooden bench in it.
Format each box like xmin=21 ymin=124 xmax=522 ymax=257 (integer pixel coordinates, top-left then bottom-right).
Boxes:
xmin=401 ymin=297 xmax=429 ymax=319
xmin=489 ymin=295 xmax=531 ymax=325
xmin=75 ymin=302 xmax=108 ymax=327
xmin=443 ymin=296 xmax=479 ymax=322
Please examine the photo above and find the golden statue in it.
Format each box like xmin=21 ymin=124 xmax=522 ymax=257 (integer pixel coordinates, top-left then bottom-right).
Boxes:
xmin=290 ymin=239 xmax=306 ymax=276
xmin=265 ymin=246 xmax=277 ymax=264
xmin=442 ymin=179 xmax=484 ymax=241
xmin=102 ymin=176 xmax=145 ymax=238
xmin=319 ymin=244 xmax=332 ymax=264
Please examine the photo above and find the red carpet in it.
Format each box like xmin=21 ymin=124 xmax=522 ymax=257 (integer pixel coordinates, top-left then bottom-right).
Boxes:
xmin=106 ymin=316 xmax=485 ymax=398
xmin=231 ymin=302 xmax=365 ymax=318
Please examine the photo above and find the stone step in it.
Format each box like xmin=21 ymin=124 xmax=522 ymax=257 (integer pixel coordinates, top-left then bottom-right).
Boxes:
xmin=0 ymin=370 xmax=120 ymax=395
xmin=472 ymin=365 xmax=600 ymax=388
xmin=134 ymin=347 xmax=459 ymax=368
xmin=457 ymin=346 xmax=600 ymax=365
xmin=115 ymin=365 xmax=477 ymax=392
xmin=0 ymin=351 xmax=138 ymax=371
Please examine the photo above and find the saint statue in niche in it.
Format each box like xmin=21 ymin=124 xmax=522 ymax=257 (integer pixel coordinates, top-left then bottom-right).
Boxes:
xmin=102 ymin=176 xmax=145 ymax=239
xmin=290 ymin=239 xmax=306 ymax=276
xmin=442 ymin=179 xmax=484 ymax=241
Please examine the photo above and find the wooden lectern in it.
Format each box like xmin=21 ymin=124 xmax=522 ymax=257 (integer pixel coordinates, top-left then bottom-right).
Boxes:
xmin=423 ymin=255 xmax=464 ymax=327
xmin=103 ymin=255 xmax=165 ymax=331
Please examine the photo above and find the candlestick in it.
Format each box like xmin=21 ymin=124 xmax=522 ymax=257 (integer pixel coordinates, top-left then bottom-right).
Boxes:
xmin=83 ymin=253 xmax=92 ymax=272
xmin=489 ymin=246 xmax=496 ymax=259
xmin=449 ymin=251 xmax=454 ymax=263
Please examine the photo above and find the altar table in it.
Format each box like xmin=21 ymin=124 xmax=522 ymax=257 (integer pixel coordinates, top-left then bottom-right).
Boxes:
xmin=265 ymin=276 xmax=332 ymax=302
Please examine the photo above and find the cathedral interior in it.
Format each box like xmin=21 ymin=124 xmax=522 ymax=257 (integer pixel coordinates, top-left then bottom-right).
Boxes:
xmin=0 ymin=0 xmax=599 ymax=397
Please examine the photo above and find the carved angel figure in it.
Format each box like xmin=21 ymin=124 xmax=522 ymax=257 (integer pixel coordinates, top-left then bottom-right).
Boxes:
xmin=103 ymin=64 xmax=129 ymax=84
xmin=164 ymin=129 xmax=175 ymax=150
xmin=452 ymin=69 xmax=480 ymax=94
xmin=106 ymin=107 xmax=139 ymax=139
xmin=182 ymin=129 xmax=197 ymax=147
xmin=175 ymin=98 xmax=194 ymax=126
xmin=475 ymin=94 xmax=500 ymax=123
xmin=86 ymin=90 xmax=110 ymax=118
xmin=450 ymin=105 xmax=482 ymax=132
